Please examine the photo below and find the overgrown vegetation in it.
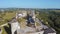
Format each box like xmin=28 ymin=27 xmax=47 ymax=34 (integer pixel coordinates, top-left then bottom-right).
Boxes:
xmin=0 ymin=10 xmax=15 ymax=34
xmin=35 ymin=9 xmax=60 ymax=34
xmin=0 ymin=11 xmax=16 ymax=25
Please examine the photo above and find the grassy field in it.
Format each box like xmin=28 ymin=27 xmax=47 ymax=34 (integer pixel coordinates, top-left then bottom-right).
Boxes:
xmin=0 ymin=12 xmax=16 ymax=34
xmin=0 ymin=12 xmax=16 ymax=25
xmin=3 ymin=12 xmax=16 ymax=20
xmin=2 ymin=27 xmax=8 ymax=34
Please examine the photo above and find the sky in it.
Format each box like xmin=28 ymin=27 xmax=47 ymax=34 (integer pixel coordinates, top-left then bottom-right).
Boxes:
xmin=0 ymin=0 xmax=60 ymax=8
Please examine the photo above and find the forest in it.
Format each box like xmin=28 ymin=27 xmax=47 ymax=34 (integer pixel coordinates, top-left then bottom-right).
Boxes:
xmin=35 ymin=9 xmax=60 ymax=34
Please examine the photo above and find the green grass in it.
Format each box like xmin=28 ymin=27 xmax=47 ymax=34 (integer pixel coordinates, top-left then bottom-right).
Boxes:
xmin=1 ymin=24 xmax=9 ymax=34
xmin=0 ymin=12 xmax=16 ymax=25
xmin=2 ymin=27 xmax=8 ymax=34
xmin=3 ymin=12 xmax=16 ymax=20
xmin=0 ymin=12 xmax=15 ymax=34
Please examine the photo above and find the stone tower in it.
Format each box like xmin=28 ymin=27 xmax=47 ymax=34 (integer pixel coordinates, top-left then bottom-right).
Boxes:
xmin=10 ymin=18 xmax=20 ymax=34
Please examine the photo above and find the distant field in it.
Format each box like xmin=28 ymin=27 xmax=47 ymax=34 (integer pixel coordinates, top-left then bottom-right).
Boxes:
xmin=0 ymin=12 xmax=16 ymax=25
xmin=3 ymin=12 xmax=16 ymax=20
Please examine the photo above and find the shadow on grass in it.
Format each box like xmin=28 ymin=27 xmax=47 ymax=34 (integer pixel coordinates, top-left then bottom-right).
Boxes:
xmin=3 ymin=23 xmax=11 ymax=34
